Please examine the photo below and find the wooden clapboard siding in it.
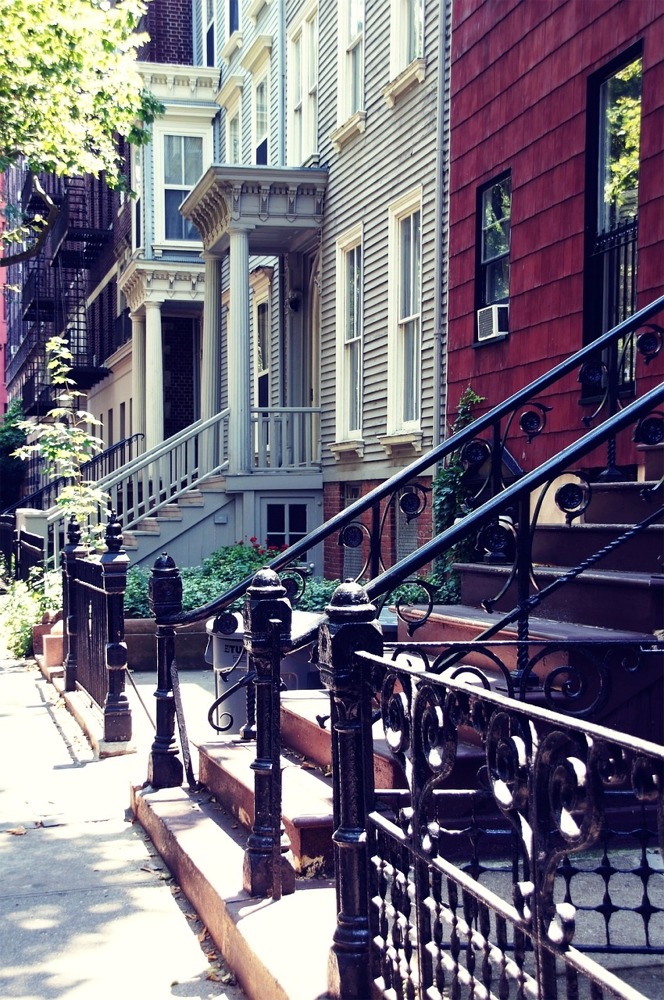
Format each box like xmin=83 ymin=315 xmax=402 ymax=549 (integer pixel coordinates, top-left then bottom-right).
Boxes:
xmin=447 ymin=0 xmax=664 ymax=474
xmin=318 ymin=0 xmax=448 ymax=488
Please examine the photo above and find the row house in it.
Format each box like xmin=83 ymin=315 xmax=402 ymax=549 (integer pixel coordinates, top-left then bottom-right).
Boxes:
xmin=446 ymin=0 xmax=664 ymax=480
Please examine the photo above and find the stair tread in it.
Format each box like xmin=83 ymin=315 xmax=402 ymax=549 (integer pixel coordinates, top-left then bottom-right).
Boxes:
xmin=455 ymin=562 xmax=659 ymax=584
xmin=132 ymin=784 xmax=334 ymax=1000
xmin=405 ymin=603 xmax=658 ymax=643
xmin=200 ymin=740 xmax=333 ymax=825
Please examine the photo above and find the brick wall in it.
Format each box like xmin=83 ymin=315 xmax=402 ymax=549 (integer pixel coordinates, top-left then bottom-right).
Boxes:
xmin=322 ymin=478 xmax=433 ymax=583
xmin=142 ymin=0 xmax=193 ymax=66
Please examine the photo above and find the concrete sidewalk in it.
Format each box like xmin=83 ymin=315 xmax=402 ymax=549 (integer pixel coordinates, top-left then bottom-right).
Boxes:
xmin=0 ymin=653 xmax=246 ymax=1000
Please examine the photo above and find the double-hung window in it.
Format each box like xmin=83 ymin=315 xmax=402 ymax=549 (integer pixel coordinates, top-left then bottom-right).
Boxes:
xmin=254 ymin=71 xmax=269 ymax=164
xmin=205 ymin=0 xmax=216 ymax=67
xmin=388 ymin=190 xmax=422 ymax=434
xmin=163 ymin=135 xmax=204 ymax=241
xmin=288 ymin=4 xmax=318 ymax=165
xmin=335 ymin=225 xmax=363 ymax=442
xmin=346 ymin=0 xmax=364 ymax=116
xmin=479 ymin=173 xmax=511 ymax=309
xmin=390 ymin=0 xmax=423 ymax=75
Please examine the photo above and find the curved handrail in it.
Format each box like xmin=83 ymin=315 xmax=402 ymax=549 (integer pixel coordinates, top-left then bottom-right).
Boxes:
xmin=156 ymin=293 xmax=664 ymax=627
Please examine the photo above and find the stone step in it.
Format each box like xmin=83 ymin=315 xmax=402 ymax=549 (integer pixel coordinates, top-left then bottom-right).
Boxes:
xmin=198 ymin=475 xmax=228 ymax=492
xmin=532 ymin=522 xmax=663 ymax=574
xmin=198 ymin=740 xmax=336 ymax=875
xmin=456 ymin=562 xmax=663 ymax=633
xmin=176 ymin=490 xmax=205 ymax=506
xmin=131 ymin=783 xmax=334 ymax=1000
xmin=582 ymin=480 xmax=663 ymax=525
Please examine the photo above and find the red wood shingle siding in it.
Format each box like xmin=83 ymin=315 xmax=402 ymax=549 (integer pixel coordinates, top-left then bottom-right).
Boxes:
xmin=447 ymin=0 xmax=664 ymax=472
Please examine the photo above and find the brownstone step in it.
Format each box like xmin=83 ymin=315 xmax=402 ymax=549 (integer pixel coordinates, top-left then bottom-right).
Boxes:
xmin=532 ymin=522 xmax=663 ymax=574
xmin=198 ymin=740 xmax=335 ymax=875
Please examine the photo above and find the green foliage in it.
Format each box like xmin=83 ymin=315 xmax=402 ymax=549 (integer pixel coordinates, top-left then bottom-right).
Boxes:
xmin=13 ymin=336 xmax=109 ymax=545
xmin=428 ymin=386 xmax=486 ymax=604
xmin=0 ymin=568 xmax=62 ymax=658
xmin=124 ymin=540 xmax=340 ymax=619
xmin=604 ymin=58 xmax=642 ymax=215
xmin=0 ymin=399 xmax=27 ymax=510
xmin=0 ymin=0 xmax=161 ymax=188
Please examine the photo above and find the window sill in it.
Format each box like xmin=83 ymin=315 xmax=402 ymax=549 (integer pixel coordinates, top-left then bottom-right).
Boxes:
xmin=330 ymin=439 xmax=365 ymax=460
xmin=473 ymin=333 xmax=509 ymax=348
xmin=329 ymin=111 xmax=367 ymax=152
xmin=379 ymin=432 xmax=423 ymax=456
xmin=383 ymin=59 xmax=426 ymax=108
xmin=248 ymin=0 xmax=269 ymax=23
xmin=221 ymin=31 xmax=243 ymax=63
xmin=152 ymin=240 xmax=202 ymax=257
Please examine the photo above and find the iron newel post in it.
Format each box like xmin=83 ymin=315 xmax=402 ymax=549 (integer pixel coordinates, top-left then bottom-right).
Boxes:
xmin=100 ymin=512 xmax=131 ymax=742
xmin=62 ymin=515 xmax=86 ymax=693
xmin=147 ymin=552 xmax=184 ymax=789
xmin=318 ymin=580 xmax=383 ymax=1000
xmin=242 ymin=567 xmax=295 ymax=899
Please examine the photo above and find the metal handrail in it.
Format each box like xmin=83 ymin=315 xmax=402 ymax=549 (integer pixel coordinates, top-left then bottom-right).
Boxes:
xmin=157 ymin=293 xmax=664 ymax=626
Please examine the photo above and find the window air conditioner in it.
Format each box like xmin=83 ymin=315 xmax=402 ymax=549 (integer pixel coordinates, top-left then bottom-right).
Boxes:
xmin=477 ymin=304 xmax=509 ymax=342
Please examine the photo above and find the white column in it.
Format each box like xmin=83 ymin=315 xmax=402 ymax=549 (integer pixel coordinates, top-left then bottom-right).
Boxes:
xmin=228 ymin=225 xmax=253 ymax=475
xmin=130 ymin=312 xmax=146 ymax=441
xmin=144 ymin=300 xmax=164 ymax=451
xmin=201 ymin=254 xmax=221 ymax=424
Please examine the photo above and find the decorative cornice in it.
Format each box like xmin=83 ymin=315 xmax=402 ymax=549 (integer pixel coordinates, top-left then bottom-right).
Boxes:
xmin=139 ymin=62 xmax=219 ymax=106
xmin=118 ymin=260 xmax=205 ymax=314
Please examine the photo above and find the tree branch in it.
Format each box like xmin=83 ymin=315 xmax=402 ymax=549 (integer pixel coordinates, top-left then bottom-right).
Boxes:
xmin=0 ymin=176 xmax=61 ymax=267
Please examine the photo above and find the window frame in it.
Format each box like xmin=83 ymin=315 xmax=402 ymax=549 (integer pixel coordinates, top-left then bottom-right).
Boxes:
xmin=335 ymin=224 xmax=364 ymax=444
xmin=389 ymin=0 xmax=424 ymax=78
xmin=476 ymin=171 xmax=512 ymax=312
xmin=287 ymin=3 xmax=318 ymax=166
xmin=387 ymin=188 xmax=422 ymax=436
xmin=252 ymin=59 xmax=270 ymax=165
xmin=153 ymin=121 xmax=212 ymax=250
xmin=337 ymin=0 xmax=364 ymax=125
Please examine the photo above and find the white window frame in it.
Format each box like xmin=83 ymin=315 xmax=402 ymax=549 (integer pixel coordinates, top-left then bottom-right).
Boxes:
xmin=334 ymin=224 xmax=363 ymax=445
xmin=250 ymin=268 xmax=273 ymax=409
xmin=217 ymin=74 xmax=244 ymax=165
xmin=287 ymin=3 xmax=318 ymax=166
xmin=387 ymin=188 xmax=422 ymax=437
xmin=131 ymin=145 xmax=143 ymax=252
xmin=384 ymin=0 xmax=426 ymax=106
xmin=390 ymin=0 xmax=424 ymax=77
xmin=252 ymin=58 xmax=270 ymax=164
xmin=153 ymin=120 xmax=213 ymax=250
xmin=335 ymin=0 xmax=364 ymax=128
xmin=205 ymin=0 xmax=216 ymax=67
xmin=221 ymin=0 xmax=243 ymax=60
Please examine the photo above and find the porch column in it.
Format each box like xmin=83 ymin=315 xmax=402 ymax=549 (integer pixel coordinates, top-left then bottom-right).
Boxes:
xmin=144 ymin=300 xmax=164 ymax=451
xmin=130 ymin=312 xmax=146 ymax=440
xmin=201 ymin=254 xmax=221 ymax=473
xmin=201 ymin=254 xmax=221 ymax=423
xmin=228 ymin=224 xmax=254 ymax=475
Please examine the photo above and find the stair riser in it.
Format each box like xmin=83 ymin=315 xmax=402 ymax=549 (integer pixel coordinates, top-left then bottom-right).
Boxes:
xmin=583 ymin=484 xmax=664 ymax=525
xmin=532 ymin=525 xmax=663 ymax=574
xmin=459 ymin=566 xmax=663 ymax=633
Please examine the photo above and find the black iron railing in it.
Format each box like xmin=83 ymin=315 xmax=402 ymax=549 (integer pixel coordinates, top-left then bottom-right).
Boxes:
xmin=2 ymin=433 xmax=145 ymax=517
xmin=61 ymin=514 xmax=131 ymax=744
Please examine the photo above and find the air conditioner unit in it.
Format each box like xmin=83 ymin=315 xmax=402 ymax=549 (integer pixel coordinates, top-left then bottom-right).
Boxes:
xmin=477 ymin=304 xmax=509 ymax=342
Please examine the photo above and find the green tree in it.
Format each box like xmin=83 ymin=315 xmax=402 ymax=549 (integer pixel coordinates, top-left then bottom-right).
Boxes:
xmin=13 ymin=336 xmax=109 ymax=545
xmin=0 ymin=399 xmax=27 ymax=510
xmin=0 ymin=0 xmax=161 ymax=263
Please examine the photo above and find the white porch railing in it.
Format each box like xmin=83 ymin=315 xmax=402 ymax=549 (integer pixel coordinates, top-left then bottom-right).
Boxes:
xmin=46 ymin=408 xmax=231 ymax=564
xmin=44 ymin=405 xmax=322 ymax=564
xmin=251 ymin=406 xmax=321 ymax=471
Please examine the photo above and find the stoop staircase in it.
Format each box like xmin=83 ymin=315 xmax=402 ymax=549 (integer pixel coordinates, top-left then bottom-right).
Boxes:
xmin=129 ymin=298 xmax=664 ymax=1000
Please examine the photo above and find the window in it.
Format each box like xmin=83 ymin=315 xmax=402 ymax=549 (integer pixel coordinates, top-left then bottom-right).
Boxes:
xmin=478 ymin=173 xmax=511 ymax=308
xmin=227 ymin=109 xmax=241 ymax=164
xmin=228 ymin=0 xmax=239 ymax=36
xmin=254 ymin=301 xmax=270 ymax=408
xmin=288 ymin=4 xmax=318 ymax=165
xmin=335 ymin=225 xmax=363 ymax=441
xmin=163 ymin=134 xmax=203 ymax=240
xmin=337 ymin=0 xmax=364 ymax=122
xmin=266 ymin=502 xmax=307 ymax=550
xmin=131 ymin=146 xmax=143 ymax=250
xmin=205 ymin=0 xmax=216 ymax=66
xmin=388 ymin=190 xmax=422 ymax=435
xmin=391 ymin=0 xmax=423 ymax=75
xmin=253 ymin=71 xmax=269 ymax=164
xmin=584 ymin=48 xmax=642 ymax=377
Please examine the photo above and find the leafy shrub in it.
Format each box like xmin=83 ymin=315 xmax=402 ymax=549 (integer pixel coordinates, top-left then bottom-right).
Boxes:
xmin=123 ymin=540 xmax=338 ymax=618
xmin=0 ymin=568 xmax=62 ymax=658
